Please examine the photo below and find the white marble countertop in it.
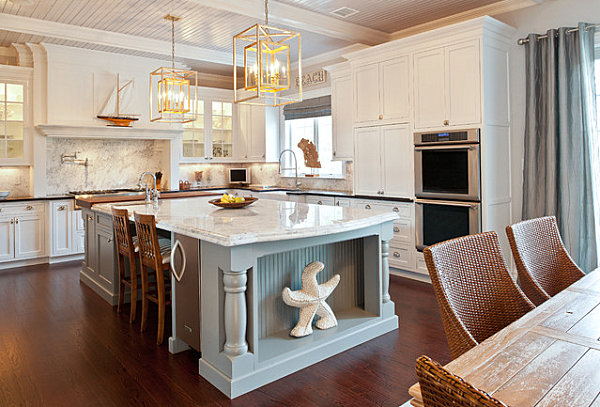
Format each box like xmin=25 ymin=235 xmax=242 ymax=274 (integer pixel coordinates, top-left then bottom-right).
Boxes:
xmin=92 ymin=196 xmax=398 ymax=247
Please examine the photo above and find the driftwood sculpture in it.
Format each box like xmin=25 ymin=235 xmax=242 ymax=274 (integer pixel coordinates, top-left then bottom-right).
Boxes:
xmin=297 ymin=138 xmax=321 ymax=169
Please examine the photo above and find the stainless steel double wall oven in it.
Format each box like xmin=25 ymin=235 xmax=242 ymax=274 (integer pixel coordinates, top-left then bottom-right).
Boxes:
xmin=414 ymin=129 xmax=482 ymax=250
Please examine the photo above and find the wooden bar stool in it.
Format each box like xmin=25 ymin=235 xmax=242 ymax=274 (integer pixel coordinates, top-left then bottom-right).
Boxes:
xmin=133 ymin=212 xmax=172 ymax=345
xmin=111 ymin=207 xmax=139 ymax=324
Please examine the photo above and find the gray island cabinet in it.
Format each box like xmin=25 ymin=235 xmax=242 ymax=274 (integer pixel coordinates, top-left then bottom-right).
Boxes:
xmin=89 ymin=197 xmax=399 ymax=398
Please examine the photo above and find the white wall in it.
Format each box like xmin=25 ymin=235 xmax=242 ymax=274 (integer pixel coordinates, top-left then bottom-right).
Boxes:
xmin=494 ymin=0 xmax=600 ymax=221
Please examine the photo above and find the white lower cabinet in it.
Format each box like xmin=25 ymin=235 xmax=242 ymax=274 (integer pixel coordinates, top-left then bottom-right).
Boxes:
xmin=0 ymin=216 xmax=15 ymax=261
xmin=0 ymin=202 xmax=46 ymax=263
xmin=50 ymin=199 xmax=84 ymax=257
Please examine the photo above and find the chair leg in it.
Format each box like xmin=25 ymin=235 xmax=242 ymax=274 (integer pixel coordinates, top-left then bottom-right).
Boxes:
xmin=129 ymin=256 xmax=138 ymax=324
xmin=140 ymin=263 xmax=149 ymax=333
xmin=156 ymin=268 xmax=166 ymax=345
xmin=117 ymin=254 xmax=125 ymax=314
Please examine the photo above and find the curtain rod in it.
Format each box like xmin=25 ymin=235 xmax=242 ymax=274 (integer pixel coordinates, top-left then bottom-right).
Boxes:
xmin=517 ymin=23 xmax=600 ymax=45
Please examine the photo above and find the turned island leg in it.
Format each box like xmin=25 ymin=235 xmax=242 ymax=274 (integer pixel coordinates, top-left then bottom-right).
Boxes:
xmin=381 ymin=240 xmax=391 ymax=304
xmin=223 ymin=269 xmax=248 ymax=357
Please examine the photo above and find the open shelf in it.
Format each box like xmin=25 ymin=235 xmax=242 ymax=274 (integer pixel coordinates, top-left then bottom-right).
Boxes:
xmin=257 ymin=307 xmax=378 ymax=364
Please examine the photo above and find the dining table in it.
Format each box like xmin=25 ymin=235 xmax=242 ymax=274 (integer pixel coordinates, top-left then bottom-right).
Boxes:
xmin=405 ymin=268 xmax=600 ymax=407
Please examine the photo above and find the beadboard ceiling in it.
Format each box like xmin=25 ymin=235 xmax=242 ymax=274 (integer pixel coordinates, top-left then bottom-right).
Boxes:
xmin=0 ymin=0 xmax=536 ymax=76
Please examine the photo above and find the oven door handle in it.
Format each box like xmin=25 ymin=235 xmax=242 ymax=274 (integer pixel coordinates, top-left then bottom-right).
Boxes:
xmin=414 ymin=145 xmax=476 ymax=151
xmin=415 ymin=198 xmax=479 ymax=209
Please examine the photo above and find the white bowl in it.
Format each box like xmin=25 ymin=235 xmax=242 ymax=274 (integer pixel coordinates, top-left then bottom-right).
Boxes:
xmin=0 ymin=191 xmax=9 ymax=200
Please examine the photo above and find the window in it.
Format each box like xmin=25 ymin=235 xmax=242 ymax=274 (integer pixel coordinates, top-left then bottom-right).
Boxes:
xmin=182 ymin=100 xmax=204 ymax=158
xmin=282 ymin=96 xmax=343 ymax=177
xmin=0 ymin=82 xmax=24 ymax=159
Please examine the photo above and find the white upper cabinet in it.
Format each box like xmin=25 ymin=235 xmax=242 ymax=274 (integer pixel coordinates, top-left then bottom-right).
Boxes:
xmin=413 ymin=48 xmax=446 ymax=129
xmin=380 ymin=57 xmax=410 ymax=124
xmin=413 ymin=39 xmax=481 ymax=130
xmin=446 ymin=40 xmax=481 ymax=127
xmin=353 ymin=64 xmax=380 ymax=124
xmin=234 ymin=104 xmax=277 ymax=162
xmin=329 ymin=64 xmax=354 ymax=161
xmin=353 ymin=55 xmax=410 ymax=126
xmin=354 ymin=124 xmax=412 ymax=198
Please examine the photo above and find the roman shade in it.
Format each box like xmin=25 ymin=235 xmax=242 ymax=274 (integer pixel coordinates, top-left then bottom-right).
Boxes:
xmin=283 ymin=96 xmax=331 ymax=120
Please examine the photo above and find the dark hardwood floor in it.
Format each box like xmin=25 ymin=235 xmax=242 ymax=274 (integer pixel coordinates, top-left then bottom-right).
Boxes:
xmin=0 ymin=261 xmax=450 ymax=406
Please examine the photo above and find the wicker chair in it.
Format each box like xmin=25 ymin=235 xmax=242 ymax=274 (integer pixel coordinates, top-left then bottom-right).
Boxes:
xmin=506 ymin=216 xmax=585 ymax=306
xmin=423 ymin=232 xmax=534 ymax=359
xmin=416 ymin=355 xmax=508 ymax=407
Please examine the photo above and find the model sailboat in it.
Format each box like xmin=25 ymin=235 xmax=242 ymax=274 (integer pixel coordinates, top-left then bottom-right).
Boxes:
xmin=97 ymin=74 xmax=140 ymax=127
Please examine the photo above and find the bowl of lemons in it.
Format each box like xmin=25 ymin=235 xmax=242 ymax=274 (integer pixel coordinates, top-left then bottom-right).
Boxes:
xmin=209 ymin=193 xmax=258 ymax=209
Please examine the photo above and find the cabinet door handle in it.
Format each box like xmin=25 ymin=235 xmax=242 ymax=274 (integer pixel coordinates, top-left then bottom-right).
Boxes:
xmin=25 ymin=205 xmax=33 ymax=210
xmin=393 ymin=252 xmax=401 ymax=258
xmin=58 ymin=205 xmax=66 ymax=211
xmin=170 ymin=239 xmax=187 ymax=282
xmin=365 ymin=204 xmax=371 ymax=209
xmin=393 ymin=207 xmax=399 ymax=213
xmin=333 ymin=151 xmax=336 ymax=157
xmin=317 ymin=200 xmax=323 ymax=205
xmin=15 ymin=218 xmax=19 ymax=224
xmin=10 ymin=218 xmax=14 ymax=224
xmin=393 ymin=226 xmax=400 ymax=233
xmin=107 ymin=237 xmax=113 ymax=243
xmin=335 ymin=201 xmax=340 ymax=206
xmin=378 ymin=114 xmax=383 ymax=120
xmin=444 ymin=120 xmax=449 ymax=126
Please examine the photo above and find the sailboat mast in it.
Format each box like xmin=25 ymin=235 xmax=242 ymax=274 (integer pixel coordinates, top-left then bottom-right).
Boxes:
xmin=116 ymin=73 xmax=120 ymax=116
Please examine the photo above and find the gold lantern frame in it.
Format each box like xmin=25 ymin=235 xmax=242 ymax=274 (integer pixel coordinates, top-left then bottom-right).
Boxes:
xmin=233 ymin=23 xmax=302 ymax=107
xmin=149 ymin=15 xmax=198 ymax=123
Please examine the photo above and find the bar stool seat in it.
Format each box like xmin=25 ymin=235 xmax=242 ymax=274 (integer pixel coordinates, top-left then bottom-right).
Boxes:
xmin=133 ymin=236 xmax=171 ymax=264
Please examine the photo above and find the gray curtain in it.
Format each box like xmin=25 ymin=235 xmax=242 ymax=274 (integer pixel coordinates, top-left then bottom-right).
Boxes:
xmin=522 ymin=23 xmax=598 ymax=272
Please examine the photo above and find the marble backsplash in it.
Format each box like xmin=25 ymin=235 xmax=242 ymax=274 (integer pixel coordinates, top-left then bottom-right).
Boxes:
xmin=179 ymin=162 xmax=353 ymax=193
xmin=46 ymin=138 xmax=167 ymax=195
xmin=0 ymin=167 xmax=31 ymax=197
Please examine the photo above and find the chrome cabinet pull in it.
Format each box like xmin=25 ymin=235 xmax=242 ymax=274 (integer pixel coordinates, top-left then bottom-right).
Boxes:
xmin=393 ymin=226 xmax=400 ymax=233
xmin=365 ymin=204 xmax=371 ymax=209
xmin=10 ymin=218 xmax=14 ymax=224
xmin=107 ymin=237 xmax=113 ymax=243
xmin=317 ymin=200 xmax=323 ymax=205
xmin=15 ymin=218 xmax=19 ymax=224
xmin=393 ymin=252 xmax=401 ymax=258
xmin=170 ymin=240 xmax=186 ymax=282
xmin=393 ymin=207 xmax=399 ymax=212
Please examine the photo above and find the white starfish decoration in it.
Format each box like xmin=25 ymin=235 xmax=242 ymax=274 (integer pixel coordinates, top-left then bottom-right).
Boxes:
xmin=282 ymin=261 xmax=341 ymax=338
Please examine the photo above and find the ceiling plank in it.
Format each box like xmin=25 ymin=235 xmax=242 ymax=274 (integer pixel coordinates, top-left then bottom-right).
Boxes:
xmin=186 ymin=0 xmax=391 ymax=45
xmin=0 ymin=12 xmax=236 ymax=66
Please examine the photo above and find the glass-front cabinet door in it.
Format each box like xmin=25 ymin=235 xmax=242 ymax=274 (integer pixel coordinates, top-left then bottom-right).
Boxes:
xmin=0 ymin=82 xmax=25 ymax=161
xmin=179 ymin=87 xmax=235 ymax=162
xmin=211 ymin=101 xmax=233 ymax=159
xmin=182 ymin=100 xmax=205 ymax=159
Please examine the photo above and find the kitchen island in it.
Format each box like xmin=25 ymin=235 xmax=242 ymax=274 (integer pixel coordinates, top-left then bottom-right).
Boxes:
xmin=87 ymin=196 xmax=399 ymax=398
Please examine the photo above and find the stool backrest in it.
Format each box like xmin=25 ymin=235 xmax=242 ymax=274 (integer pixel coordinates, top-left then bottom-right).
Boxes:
xmin=112 ymin=207 xmax=135 ymax=258
xmin=134 ymin=212 xmax=163 ymax=270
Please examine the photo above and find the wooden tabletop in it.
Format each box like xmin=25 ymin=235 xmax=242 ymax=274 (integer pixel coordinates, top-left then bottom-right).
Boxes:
xmin=75 ymin=190 xmax=221 ymax=208
xmin=408 ymin=268 xmax=600 ymax=407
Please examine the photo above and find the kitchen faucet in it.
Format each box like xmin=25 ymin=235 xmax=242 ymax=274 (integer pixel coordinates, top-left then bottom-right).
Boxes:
xmin=138 ymin=172 xmax=159 ymax=204
xmin=278 ymin=149 xmax=301 ymax=189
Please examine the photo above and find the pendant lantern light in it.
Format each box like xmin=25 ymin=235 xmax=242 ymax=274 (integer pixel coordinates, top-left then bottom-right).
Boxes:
xmin=233 ymin=0 xmax=302 ymax=106
xmin=150 ymin=15 xmax=198 ymax=123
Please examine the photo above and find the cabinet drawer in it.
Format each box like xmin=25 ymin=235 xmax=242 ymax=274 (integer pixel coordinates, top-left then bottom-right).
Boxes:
xmin=392 ymin=219 xmax=412 ymax=244
xmin=389 ymin=243 xmax=416 ymax=271
xmin=416 ymin=251 xmax=429 ymax=275
xmin=96 ymin=213 xmax=113 ymax=229
xmin=305 ymin=196 xmax=335 ymax=206
xmin=0 ymin=202 xmax=45 ymax=216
